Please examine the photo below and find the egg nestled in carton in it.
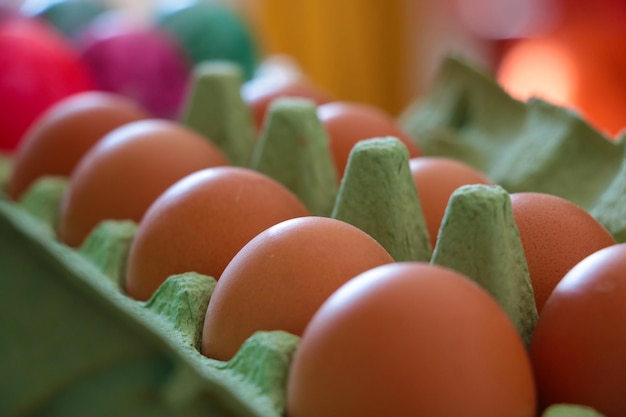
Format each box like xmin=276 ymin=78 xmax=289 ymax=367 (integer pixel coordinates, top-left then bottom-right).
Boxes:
xmin=0 ymin=57 xmax=614 ymax=417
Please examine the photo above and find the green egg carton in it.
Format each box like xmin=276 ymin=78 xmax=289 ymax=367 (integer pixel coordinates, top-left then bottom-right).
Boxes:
xmin=400 ymin=55 xmax=626 ymax=242
xmin=0 ymin=173 xmax=299 ymax=417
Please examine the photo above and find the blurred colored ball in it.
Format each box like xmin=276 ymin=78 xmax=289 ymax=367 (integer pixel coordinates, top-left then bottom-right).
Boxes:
xmin=33 ymin=0 xmax=109 ymax=41
xmin=0 ymin=17 xmax=95 ymax=152
xmin=79 ymin=13 xmax=191 ymax=119
xmin=156 ymin=2 xmax=258 ymax=80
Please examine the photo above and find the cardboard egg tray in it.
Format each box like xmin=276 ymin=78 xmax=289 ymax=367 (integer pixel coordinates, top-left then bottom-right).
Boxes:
xmin=400 ymin=57 xmax=626 ymax=243
xmin=0 ymin=57 xmax=612 ymax=417
xmin=0 ymin=173 xmax=300 ymax=417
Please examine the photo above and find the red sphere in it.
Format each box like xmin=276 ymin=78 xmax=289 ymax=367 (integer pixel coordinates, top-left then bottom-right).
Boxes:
xmin=0 ymin=17 xmax=95 ymax=152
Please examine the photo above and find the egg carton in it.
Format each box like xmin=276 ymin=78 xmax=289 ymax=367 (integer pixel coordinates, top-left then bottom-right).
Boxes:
xmin=0 ymin=56 xmax=609 ymax=417
xmin=0 ymin=174 xmax=298 ymax=417
xmin=400 ymin=56 xmax=626 ymax=243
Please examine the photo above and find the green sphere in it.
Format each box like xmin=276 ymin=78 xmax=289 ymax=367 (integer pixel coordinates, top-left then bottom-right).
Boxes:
xmin=36 ymin=0 xmax=108 ymax=40
xmin=156 ymin=2 xmax=258 ymax=80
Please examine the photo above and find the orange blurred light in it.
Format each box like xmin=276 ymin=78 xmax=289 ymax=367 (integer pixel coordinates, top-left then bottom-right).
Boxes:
xmin=497 ymin=38 xmax=577 ymax=109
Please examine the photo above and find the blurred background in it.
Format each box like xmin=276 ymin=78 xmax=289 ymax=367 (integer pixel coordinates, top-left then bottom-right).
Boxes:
xmin=3 ymin=0 xmax=626 ymax=137
xmin=238 ymin=0 xmax=626 ymax=137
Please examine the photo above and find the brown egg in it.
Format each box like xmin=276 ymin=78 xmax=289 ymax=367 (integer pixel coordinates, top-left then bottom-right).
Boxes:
xmin=7 ymin=91 xmax=149 ymax=201
xmin=530 ymin=243 xmax=626 ymax=416
xmin=286 ymin=262 xmax=536 ymax=417
xmin=124 ymin=167 xmax=310 ymax=301
xmin=201 ymin=216 xmax=395 ymax=361
xmin=510 ymin=192 xmax=616 ymax=311
xmin=409 ymin=157 xmax=493 ymax=249
xmin=58 ymin=119 xmax=229 ymax=247
xmin=317 ymin=101 xmax=421 ymax=178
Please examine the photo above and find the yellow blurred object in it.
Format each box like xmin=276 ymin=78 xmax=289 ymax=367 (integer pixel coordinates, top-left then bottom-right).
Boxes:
xmin=249 ymin=0 xmax=421 ymax=116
